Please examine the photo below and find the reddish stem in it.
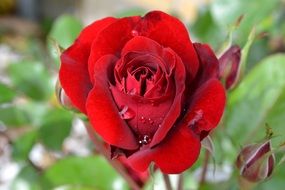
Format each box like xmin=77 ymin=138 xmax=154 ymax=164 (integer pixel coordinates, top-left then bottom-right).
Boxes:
xmin=163 ymin=173 xmax=173 ymax=190
xmin=199 ymin=150 xmax=210 ymax=188
xmin=177 ymin=173 xmax=184 ymax=190
xmin=85 ymin=123 xmax=141 ymax=190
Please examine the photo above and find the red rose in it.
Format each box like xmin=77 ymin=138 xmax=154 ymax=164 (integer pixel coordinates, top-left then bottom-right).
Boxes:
xmin=59 ymin=11 xmax=226 ymax=174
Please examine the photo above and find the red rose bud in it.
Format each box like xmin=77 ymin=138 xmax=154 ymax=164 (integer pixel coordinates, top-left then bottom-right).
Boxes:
xmin=218 ymin=45 xmax=241 ymax=90
xmin=236 ymin=140 xmax=275 ymax=182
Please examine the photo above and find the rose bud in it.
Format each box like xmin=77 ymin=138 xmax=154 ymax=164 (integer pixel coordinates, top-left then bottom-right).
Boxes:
xmin=59 ymin=11 xmax=226 ymax=174
xmin=236 ymin=140 xmax=275 ymax=182
xmin=218 ymin=45 xmax=241 ymax=90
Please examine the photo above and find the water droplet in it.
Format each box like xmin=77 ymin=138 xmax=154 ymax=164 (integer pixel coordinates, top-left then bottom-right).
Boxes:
xmin=188 ymin=109 xmax=203 ymax=127
xmin=148 ymin=118 xmax=154 ymax=125
xmin=131 ymin=30 xmax=139 ymax=36
xmin=158 ymin=124 xmax=162 ymax=128
xmin=140 ymin=116 xmax=146 ymax=123
xmin=139 ymin=135 xmax=151 ymax=145
xmin=150 ymin=100 xmax=158 ymax=106
xmin=119 ymin=105 xmax=135 ymax=120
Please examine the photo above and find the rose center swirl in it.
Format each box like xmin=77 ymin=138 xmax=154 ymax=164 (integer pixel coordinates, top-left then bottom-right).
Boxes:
xmin=111 ymin=53 xmax=174 ymax=146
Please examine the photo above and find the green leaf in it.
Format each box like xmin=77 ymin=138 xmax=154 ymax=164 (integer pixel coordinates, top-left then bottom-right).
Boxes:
xmin=12 ymin=130 xmax=38 ymax=161
xmin=49 ymin=15 xmax=82 ymax=49
xmin=211 ymin=0 xmax=280 ymax=45
xmin=0 ymin=83 xmax=16 ymax=103
xmin=53 ymin=186 xmax=97 ymax=190
xmin=225 ymin=54 xmax=285 ymax=147
xmin=11 ymin=165 xmax=41 ymax=190
xmin=0 ymin=105 xmax=30 ymax=127
xmin=8 ymin=61 xmax=53 ymax=101
xmin=20 ymin=102 xmax=51 ymax=127
xmin=0 ymin=102 xmax=50 ymax=128
xmin=48 ymin=15 xmax=82 ymax=68
xmin=190 ymin=7 xmax=225 ymax=50
xmin=42 ymin=156 xmax=128 ymax=190
xmin=255 ymin=163 xmax=285 ymax=190
xmin=39 ymin=108 xmax=73 ymax=150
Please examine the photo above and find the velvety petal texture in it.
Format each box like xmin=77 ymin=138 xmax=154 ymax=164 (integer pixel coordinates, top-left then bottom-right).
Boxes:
xmin=59 ymin=10 xmax=226 ymax=174
xmin=59 ymin=17 xmax=117 ymax=113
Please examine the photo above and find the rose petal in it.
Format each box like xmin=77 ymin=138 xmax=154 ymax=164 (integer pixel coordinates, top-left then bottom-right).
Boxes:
xmin=183 ymin=79 xmax=226 ymax=137
xmin=150 ymin=48 xmax=186 ymax=147
xmin=120 ymin=37 xmax=173 ymax=75
xmin=136 ymin=11 xmax=199 ymax=80
xmin=121 ymin=36 xmax=164 ymax=58
xmin=193 ymin=43 xmax=220 ymax=84
xmin=110 ymin=86 xmax=173 ymax=138
xmin=88 ymin=16 xmax=141 ymax=82
xmin=116 ymin=51 xmax=173 ymax=98
xmin=59 ymin=17 xmax=117 ymax=113
xmin=127 ymin=125 xmax=201 ymax=174
xmin=86 ymin=55 xmax=138 ymax=150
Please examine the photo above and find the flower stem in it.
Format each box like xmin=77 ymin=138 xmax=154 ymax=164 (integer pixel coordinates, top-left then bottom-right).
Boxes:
xmin=239 ymin=177 xmax=256 ymax=190
xmin=163 ymin=173 xmax=172 ymax=190
xmin=177 ymin=173 xmax=184 ymax=190
xmin=85 ymin=123 xmax=141 ymax=190
xmin=199 ymin=150 xmax=210 ymax=188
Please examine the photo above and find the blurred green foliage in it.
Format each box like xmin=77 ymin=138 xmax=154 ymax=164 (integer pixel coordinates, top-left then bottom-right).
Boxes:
xmin=42 ymin=156 xmax=128 ymax=190
xmin=0 ymin=0 xmax=285 ymax=189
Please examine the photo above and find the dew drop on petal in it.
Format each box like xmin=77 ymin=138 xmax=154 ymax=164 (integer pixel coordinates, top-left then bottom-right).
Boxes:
xmin=131 ymin=30 xmax=139 ymax=36
xmin=119 ymin=105 xmax=135 ymax=120
xmin=139 ymin=135 xmax=151 ymax=145
xmin=140 ymin=116 xmax=146 ymax=123
xmin=150 ymin=100 xmax=159 ymax=106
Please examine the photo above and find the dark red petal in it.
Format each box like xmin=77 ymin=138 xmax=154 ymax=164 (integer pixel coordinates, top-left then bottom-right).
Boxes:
xmin=110 ymin=86 xmax=173 ymax=138
xmin=120 ymin=36 xmax=174 ymax=75
xmin=86 ymin=55 xmax=138 ymax=150
xmin=193 ymin=43 xmax=220 ymax=83
xmin=150 ymin=48 xmax=186 ymax=147
xmin=121 ymin=36 xmax=163 ymax=57
xmin=136 ymin=11 xmax=199 ymax=79
xmin=184 ymin=79 xmax=226 ymax=136
xmin=88 ymin=16 xmax=141 ymax=82
xmin=127 ymin=125 xmax=201 ymax=174
xmin=77 ymin=17 xmax=117 ymax=46
xmin=59 ymin=17 xmax=117 ymax=113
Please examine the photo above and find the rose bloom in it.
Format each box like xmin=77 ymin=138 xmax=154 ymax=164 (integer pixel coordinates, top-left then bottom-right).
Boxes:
xmin=59 ymin=11 xmax=226 ymax=174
